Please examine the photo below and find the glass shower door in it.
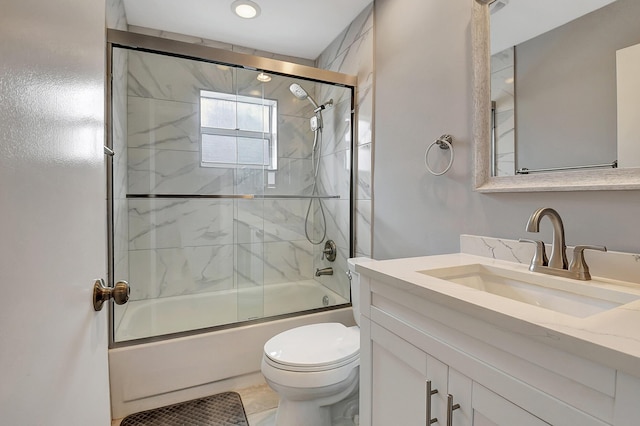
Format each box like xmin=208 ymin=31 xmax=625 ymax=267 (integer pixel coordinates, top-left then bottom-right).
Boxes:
xmin=109 ymin=40 xmax=354 ymax=344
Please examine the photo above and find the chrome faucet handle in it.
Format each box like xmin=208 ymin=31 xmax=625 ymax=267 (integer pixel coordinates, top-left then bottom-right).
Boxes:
xmin=321 ymin=240 xmax=336 ymax=262
xmin=569 ymin=245 xmax=607 ymax=281
xmin=519 ymin=238 xmax=548 ymax=271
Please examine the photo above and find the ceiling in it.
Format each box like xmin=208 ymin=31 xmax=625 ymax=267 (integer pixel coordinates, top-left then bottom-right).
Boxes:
xmin=490 ymin=0 xmax=618 ymax=54
xmin=122 ymin=0 xmax=373 ymax=60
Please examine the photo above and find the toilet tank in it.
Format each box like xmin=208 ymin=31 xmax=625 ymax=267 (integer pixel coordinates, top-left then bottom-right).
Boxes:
xmin=347 ymin=257 xmax=371 ymax=327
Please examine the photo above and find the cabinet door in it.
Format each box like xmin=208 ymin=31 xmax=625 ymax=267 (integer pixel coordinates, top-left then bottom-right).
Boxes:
xmin=471 ymin=382 xmax=551 ymax=426
xmin=448 ymin=370 xmax=550 ymax=426
xmin=427 ymin=354 xmax=449 ymax=425
xmin=371 ymin=323 xmax=428 ymax=426
xmin=448 ymin=368 xmax=473 ymax=426
xmin=370 ymin=323 xmax=552 ymax=426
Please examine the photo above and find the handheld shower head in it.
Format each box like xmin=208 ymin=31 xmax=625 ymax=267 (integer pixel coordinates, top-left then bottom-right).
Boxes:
xmin=289 ymin=83 xmax=308 ymax=100
xmin=289 ymin=83 xmax=319 ymax=109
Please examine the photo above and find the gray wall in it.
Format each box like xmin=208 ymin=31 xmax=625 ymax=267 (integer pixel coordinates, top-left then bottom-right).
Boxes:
xmin=373 ymin=0 xmax=640 ymax=260
xmin=516 ymin=0 xmax=640 ymax=170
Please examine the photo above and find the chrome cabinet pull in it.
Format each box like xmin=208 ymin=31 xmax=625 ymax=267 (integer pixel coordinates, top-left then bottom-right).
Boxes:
xmin=426 ymin=380 xmax=438 ymax=425
xmin=446 ymin=394 xmax=460 ymax=426
xmin=93 ymin=278 xmax=129 ymax=311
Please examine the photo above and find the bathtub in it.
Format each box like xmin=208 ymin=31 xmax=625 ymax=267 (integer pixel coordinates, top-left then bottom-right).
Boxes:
xmin=114 ymin=280 xmax=348 ymax=341
xmin=109 ymin=280 xmax=354 ymax=419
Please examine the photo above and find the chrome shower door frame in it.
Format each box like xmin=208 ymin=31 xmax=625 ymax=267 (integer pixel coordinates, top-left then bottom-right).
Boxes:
xmin=105 ymin=30 xmax=358 ymax=347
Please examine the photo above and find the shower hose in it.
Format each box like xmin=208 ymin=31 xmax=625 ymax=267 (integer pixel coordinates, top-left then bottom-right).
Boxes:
xmin=304 ymin=124 xmax=327 ymax=245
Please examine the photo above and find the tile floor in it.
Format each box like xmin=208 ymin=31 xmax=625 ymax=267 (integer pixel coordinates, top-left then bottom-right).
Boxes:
xmin=110 ymin=383 xmax=279 ymax=426
xmin=238 ymin=383 xmax=279 ymax=426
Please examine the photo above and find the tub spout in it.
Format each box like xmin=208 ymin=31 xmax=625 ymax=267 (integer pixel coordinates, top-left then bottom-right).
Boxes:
xmin=315 ymin=267 xmax=333 ymax=277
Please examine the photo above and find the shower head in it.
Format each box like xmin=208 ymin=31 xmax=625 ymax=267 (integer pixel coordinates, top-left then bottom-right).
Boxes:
xmin=289 ymin=83 xmax=308 ymax=100
xmin=289 ymin=83 xmax=319 ymax=109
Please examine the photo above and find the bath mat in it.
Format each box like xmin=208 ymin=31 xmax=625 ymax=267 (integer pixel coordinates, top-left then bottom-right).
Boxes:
xmin=120 ymin=391 xmax=249 ymax=426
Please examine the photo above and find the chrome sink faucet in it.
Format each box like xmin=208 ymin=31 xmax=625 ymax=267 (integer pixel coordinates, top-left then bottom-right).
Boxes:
xmin=520 ymin=207 xmax=606 ymax=280
xmin=525 ymin=207 xmax=567 ymax=269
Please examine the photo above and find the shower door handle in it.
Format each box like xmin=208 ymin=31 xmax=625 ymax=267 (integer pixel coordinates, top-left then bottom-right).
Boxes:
xmin=93 ymin=278 xmax=129 ymax=311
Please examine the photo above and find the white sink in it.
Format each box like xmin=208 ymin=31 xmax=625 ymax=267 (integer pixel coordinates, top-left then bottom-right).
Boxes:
xmin=419 ymin=264 xmax=640 ymax=318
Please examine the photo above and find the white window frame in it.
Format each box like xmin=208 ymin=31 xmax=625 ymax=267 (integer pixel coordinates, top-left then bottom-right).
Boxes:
xmin=200 ymin=89 xmax=278 ymax=170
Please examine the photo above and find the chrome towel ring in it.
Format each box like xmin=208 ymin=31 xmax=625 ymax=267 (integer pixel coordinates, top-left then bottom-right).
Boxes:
xmin=424 ymin=134 xmax=454 ymax=176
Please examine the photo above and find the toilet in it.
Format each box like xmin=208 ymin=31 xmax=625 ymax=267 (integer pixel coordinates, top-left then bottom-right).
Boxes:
xmin=261 ymin=257 xmax=368 ymax=426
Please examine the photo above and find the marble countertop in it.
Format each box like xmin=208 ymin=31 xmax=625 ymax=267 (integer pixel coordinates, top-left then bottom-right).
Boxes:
xmin=356 ymin=249 xmax=640 ymax=379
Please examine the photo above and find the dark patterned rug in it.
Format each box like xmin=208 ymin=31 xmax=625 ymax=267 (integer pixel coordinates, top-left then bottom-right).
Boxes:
xmin=120 ymin=392 xmax=249 ymax=426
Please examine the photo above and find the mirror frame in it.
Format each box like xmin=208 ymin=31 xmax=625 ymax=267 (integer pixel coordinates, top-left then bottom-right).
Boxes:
xmin=472 ymin=0 xmax=640 ymax=192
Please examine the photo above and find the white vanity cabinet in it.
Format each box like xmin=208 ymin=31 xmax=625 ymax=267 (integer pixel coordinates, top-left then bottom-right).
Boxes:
xmin=358 ymin=268 xmax=640 ymax=426
xmin=370 ymin=322 xmax=449 ymax=425
xmin=370 ymin=321 xmax=548 ymax=426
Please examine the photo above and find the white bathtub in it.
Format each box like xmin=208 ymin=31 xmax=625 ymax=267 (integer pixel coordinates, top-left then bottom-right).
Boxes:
xmin=109 ymin=280 xmax=354 ymax=419
xmin=115 ymin=280 xmax=348 ymax=341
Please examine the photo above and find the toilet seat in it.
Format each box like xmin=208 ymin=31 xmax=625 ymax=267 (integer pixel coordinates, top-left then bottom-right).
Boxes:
xmin=264 ymin=323 xmax=359 ymax=372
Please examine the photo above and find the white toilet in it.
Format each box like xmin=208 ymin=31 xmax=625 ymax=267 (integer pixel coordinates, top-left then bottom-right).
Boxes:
xmin=261 ymin=257 xmax=368 ymax=426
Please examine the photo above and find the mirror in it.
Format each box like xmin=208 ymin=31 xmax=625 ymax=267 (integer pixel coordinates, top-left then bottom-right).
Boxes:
xmin=473 ymin=0 xmax=640 ymax=192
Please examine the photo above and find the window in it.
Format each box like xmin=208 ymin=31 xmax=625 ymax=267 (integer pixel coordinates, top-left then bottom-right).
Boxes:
xmin=200 ymin=90 xmax=278 ymax=169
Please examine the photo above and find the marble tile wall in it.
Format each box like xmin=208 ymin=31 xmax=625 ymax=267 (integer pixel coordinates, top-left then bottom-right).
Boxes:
xmin=107 ymin=0 xmax=130 ymax=325
xmin=122 ymin=47 xmax=350 ymax=302
xmin=314 ymin=4 xmax=374 ymax=298
xmin=109 ymin=10 xmax=371 ymax=305
xmin=491 ymin=47 xmax=515 ymax=176
xmin=106 ymin=0 xmax=127 ymax=31
xmin=112 ymin=48 xmax=129 ymax=302
xmin=126 ymin=51 xmax=317 ymax=197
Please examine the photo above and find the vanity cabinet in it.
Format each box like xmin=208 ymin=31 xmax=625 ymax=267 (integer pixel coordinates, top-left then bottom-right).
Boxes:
xmin=358 ymin=271 xmax=640 ymax=426
xmin=370 ymin=322 xmax=548 ymax=426
xmin=370 ymin=324 xmax=448 ymax=425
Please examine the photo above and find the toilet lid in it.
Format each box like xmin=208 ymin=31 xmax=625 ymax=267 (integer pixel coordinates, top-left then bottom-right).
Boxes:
xmin=264 ymin=323 xmax=359 ymax=370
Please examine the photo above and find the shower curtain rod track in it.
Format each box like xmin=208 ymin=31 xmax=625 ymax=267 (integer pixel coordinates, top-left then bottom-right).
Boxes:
xmin=126 ymin=194 xmax=341 ymax=200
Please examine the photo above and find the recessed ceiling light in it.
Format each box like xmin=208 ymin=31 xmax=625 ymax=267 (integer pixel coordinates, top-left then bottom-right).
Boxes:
xmin=231 ymin=0 xmax=261 ymax=19
xmin=256 ymin=72 xmax=271 ymax=82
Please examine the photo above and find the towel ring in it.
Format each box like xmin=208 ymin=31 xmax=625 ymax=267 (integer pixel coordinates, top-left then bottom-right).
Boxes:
xmin=424 ymin=134 xmax=454 ymax=176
